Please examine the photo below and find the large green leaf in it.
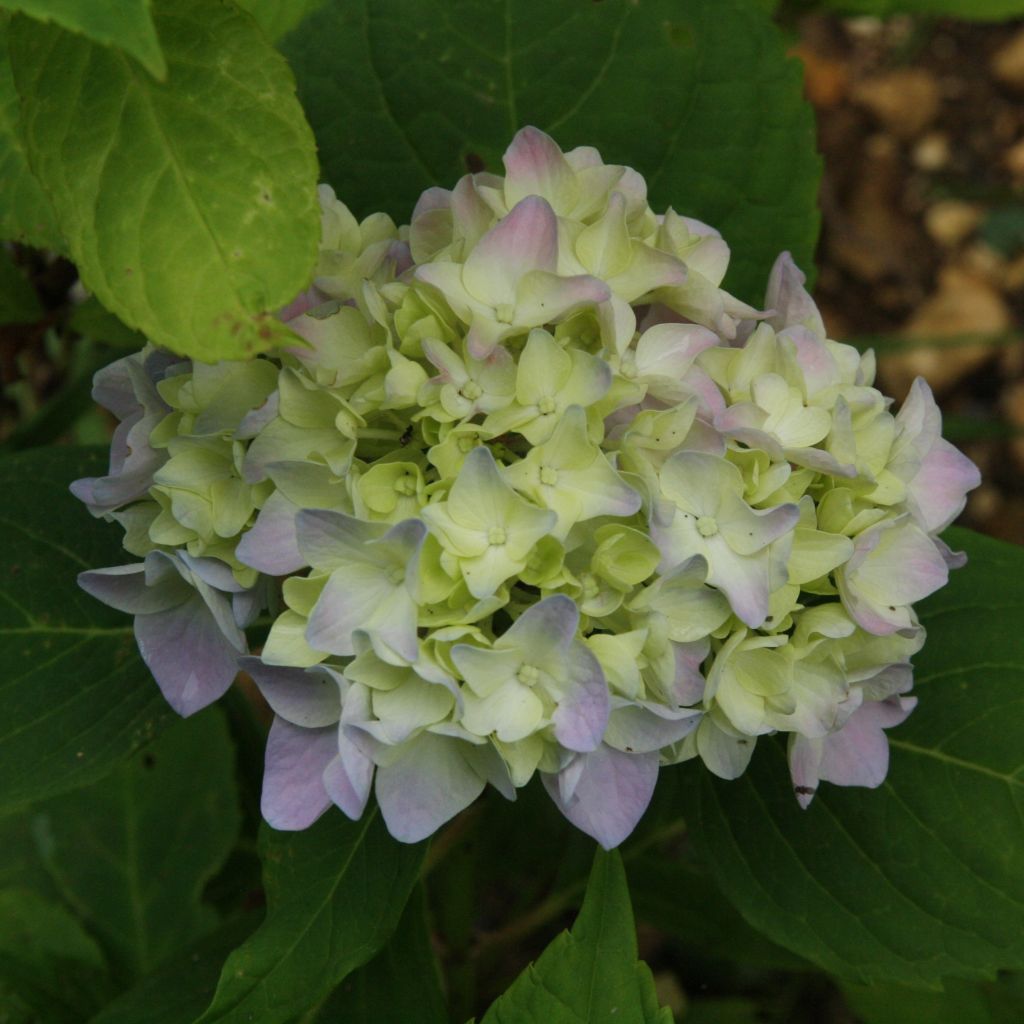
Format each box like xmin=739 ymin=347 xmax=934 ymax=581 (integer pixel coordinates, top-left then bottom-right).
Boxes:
xmin=0 ymin=25 xmax=61 ymax=249
xmin=842 ymin=974 xmax=1024 ymax=1024
xmin=312 ymin=885 xmax=446 ymax=1023
xmin=478 ymin=849 xmax=672 ymax=1024
xmin=0 ymin=1 xmax=164 ymax=77
xmin=86 ymin=915 xmax=260 ymax=1024
xmin=196 ymin=808 xmax=426 ymax=1024
xmin=0 ymin=888 xmax=111 ymax=1022
xmin=629 ymin=852 xmax=808 ymax=971
xmin=34 ymin=709 xmax=240 ymax=979
xmin=9 ymin=0 xmax=320 ymax=361
xmin=681 ymin=527 xmax=1024 ymax=988
xmin=236 ymin=0 xmax=326 ymax=39
xmin=0 ymin=446 xmax=173 ymax=811
xmin=820 ymin=0 xmax=1024 ymax=20
xmin=282 ymin=0 xmax=820 ymax=304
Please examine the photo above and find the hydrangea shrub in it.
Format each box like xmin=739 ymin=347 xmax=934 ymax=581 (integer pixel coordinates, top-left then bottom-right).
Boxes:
xmin=73 ymin=126 xmax=980 ymax=850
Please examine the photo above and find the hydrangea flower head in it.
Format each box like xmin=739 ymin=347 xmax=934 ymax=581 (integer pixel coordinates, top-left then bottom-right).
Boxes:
xmin=74 ymin=127 xmax=980 ymax=849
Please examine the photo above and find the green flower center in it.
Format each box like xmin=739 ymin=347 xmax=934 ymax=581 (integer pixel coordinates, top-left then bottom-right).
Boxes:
xmin=696 ymin=515 xmax=719 ymax=538
xmin=539 ymin=465 xmax=558 ymax=486
xmin=487 ymin=526 xmax=507 ymax=546
xmin=394 ymin=475 xmax=416 ymax=496
xmin=516 ymin=663 xmax=539 ymax=686
xmin=389 ymin=567 xmax=406 ymax=585
xmin=460 ymin=381 xmax=482 ymax=401
xmin=537 ymin=396 xmax=556 ymax=415
xmin=620 ymin=353 xmax=637 ymax=379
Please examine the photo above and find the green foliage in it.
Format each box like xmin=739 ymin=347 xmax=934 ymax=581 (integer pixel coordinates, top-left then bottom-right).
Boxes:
xmin=629 ymin=851 xmax=809 ymax=971
xmin=87 ymin=916 xmax=259 ymax=1024
xmin=195 ymin=808 xmax=426 ymax=1024
xmin=237 ymin=0 xmax=327 ymax=39
xmin=8 ymin=0 xmax=320 ymax=361
xmin=0 ymin=888 xmax=111 ymax=1022
xmin=281 ymin=0 xmax=821 ymax=304
xmin=477 ymin=849 xmax=672 ymax=1024
xmin=843 ymin=974 xmax=1024 ymax=1024
xmin=819 ymin=0 xmax=1024 ymax=19
xmin=312 ymin=886 xmax=447 ymax=1024
xmin=0 ymin=21 xmax=62 ymax=249
xmin=0 ymin=446 xmax=172 ymax=811
xmin=679 ymin=527 xmax=1024 ymax=988
xmin=0 ymin=0 xmax=165 ymax=77
xmin=33 ymin=710 xmax=240 ymax=980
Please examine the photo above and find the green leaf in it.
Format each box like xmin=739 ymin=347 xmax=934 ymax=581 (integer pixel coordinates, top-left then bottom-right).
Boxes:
xmin=34 ymin=709 xmax=240 ymax=979
xmin=842 ymin=974 xmax=1024 ymax=1024
xmin=0 ymin=245 xmax=40 ymax=323
xmin=680 ymin=527 xmax=1024 ymax=988
xmin=0 ymin=28 xmax=61 ymax=249
xmin=87 ymin=915 xmax=260 ymax=1024
xmin=196 ymin=807 xmax=426 ymax=1024
xmin=9 ymin=0 xmax=320 ymax=361
xmin=282 ymin=0 xmax=821 ymax=304
xmin=629 ymin=852 xmax=808 ymax=972
xmin=478 ymin=849 xmax=672 ymax=1024
xmin=0 ymin=446 xmax=173 ymax=811
xmin=819 ymin=0 xmax=1024 ymax=20
xmin=0 ymin=0 xmax=164 ymax=78
xmin=236 ymin=0 xmax=326 ymax=39
xmin=0 ymin=888 xmax=112 ymax=1022
xmin=312 ymin=885 xmax=446 ymax=1024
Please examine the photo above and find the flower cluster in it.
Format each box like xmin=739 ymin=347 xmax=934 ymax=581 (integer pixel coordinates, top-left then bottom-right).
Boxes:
xmin=74 ymin=127 xmax=980 ymax=848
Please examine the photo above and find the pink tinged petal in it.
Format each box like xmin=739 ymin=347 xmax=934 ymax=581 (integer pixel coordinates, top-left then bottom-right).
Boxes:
xmin=236 ymin=390 xmax=280 ymax=440
xmin=765 ymin=251 xmax=825 ymax=337
xmin=322 ymin=736 xmax=374 ymax=821
xmin=295 ymin=508 xmax=387 ymax=570
xmin=635 ymin=323 xmax=719 ymax=380
xmin=462 ymin=196 xmax=558 ymax=308
xmin=503 ymin=126 xmax=579 ymax=213
xmin=718 ymin=498 xmax=800 ymax=556
xmin=465 ymin=313 xmax=514 ymax=360
xmin=78 ymin=561 xmax=190 ymax=616
xmin=603 ymin=702 xmax=702 ymax=754
xmin=906 ymin=436 xmax=981 ymax=534
xmin=705 ymin=540 xmax=777 ymax=629
xmin=841 ymin=520 xmax=948 ymax=634
xmin=543 ymin=745 xmax=659 ymax=849
xmin=670 ymin=639 xmax=710 ymax=705
xmin=277 ymin=284 xmax=330 ymax=323
xmin=788 ymin=734 xmax=824 ymax=808
xmin=134 ymin=595 xmax=242 ymax=716
xmin=235 ymin=491 xmax=305 ymax=575
xmin=261 ymin=718 xmax=335 ymax=830
xmin=512 ymin=270 xmax=611 ymax=327
xmin=375 ymin=733 xmax=487 ymax=843
xmin=551 ymin=642 xmax=610 ymax=752
xmin=502 ymin=593 xmax=578 ymax=659
xmin=932 ymin=535 xmax=967 ymax=570
xmin=817 ymin=696 xmax=917 ymax=790
xmin=779 ymin=326 xmax=837 ymax=396
xmin=240 ymin=656 xmax=341 ymax=727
